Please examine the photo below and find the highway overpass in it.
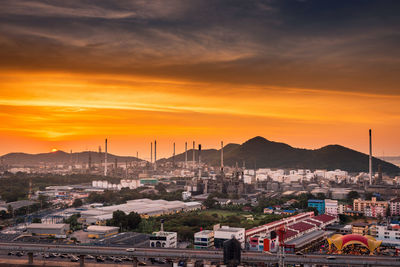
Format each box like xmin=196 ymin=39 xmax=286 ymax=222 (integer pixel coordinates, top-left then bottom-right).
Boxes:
xmin=0 ymin=242 xmax=400 ymax=266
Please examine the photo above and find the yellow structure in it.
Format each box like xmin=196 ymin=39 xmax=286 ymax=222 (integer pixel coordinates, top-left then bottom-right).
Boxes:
xmin=327 ymin=234 xmax=381 ymax=254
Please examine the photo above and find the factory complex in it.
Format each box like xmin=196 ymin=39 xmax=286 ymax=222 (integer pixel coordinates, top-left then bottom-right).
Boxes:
xmin=76 ymin=198 xmax=202 ymax=225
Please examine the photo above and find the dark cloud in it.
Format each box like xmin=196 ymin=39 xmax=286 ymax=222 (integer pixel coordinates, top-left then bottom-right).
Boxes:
xmin=0 ymin=0 xmax=399 ymax=94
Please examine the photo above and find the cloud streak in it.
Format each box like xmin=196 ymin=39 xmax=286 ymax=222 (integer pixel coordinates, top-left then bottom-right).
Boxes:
xmin=0 ymin=0 xmax=399 ymax=156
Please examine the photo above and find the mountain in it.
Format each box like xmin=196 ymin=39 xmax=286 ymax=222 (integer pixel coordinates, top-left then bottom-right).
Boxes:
xmin=166 ymin=136 xmax=400 ymax=175
xmin=379 ymin=156 xmax=400 ymax=167
xmin=1 ymin=150 xmax=139 ymax=166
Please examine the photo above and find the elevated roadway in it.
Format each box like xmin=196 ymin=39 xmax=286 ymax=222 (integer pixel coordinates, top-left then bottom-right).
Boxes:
xmin=0 ymin=242 xmax=400 ymax=266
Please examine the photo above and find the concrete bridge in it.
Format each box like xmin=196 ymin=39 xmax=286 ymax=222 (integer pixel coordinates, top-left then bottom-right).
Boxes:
xmin=0 ymin=242 xmax=400 ymax=266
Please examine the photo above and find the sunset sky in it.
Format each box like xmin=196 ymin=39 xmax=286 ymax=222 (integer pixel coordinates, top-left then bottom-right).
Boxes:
xmin=0 ymin=0 xmax=399 ymax=159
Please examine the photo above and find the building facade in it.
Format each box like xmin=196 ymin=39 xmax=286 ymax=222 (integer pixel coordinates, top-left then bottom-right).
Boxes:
xmin=308 ymin=200 xmax=325 ymax=215
xmin=149 ymin=231 xmax=177 ymax=248
xmin=214 ymin=226 xmax=245 ymax=248
xmin=324 ymin=199 xmax=338 ymax=215
xmin=194 ymin=230 xmax=214 ymax=249
xmin=353 ymin=197 xmax=388 ymax=217
xmin=87 ymin=225 xmax=119 ymax=239
xmin=390 ymin=197 xmax=400 ymax=216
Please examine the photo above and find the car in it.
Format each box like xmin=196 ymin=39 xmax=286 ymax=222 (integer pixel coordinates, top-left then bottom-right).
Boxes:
xmin=296 ymin=252 xmax=304 ymax=256
xmin=96 ymin=256 xmax=105 ymax=262
xmin=138 ymin=261 xmax=147 ymax=266
xmin=326 ymin=256 xmax=336 ymax=260
xmin=158 ymin=259 xmax=167 ymax=264
xmin=114 ymin=258 xmax=123 ymax=263
xmin=70 ymin=256 xmax=79 ymax=262
xmin=126 ymin=248 xmax=136 ymax=252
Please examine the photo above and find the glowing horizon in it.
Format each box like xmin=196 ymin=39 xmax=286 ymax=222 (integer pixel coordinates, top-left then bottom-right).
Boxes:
xmin=0 ymin=1 xmax=399 ymax=158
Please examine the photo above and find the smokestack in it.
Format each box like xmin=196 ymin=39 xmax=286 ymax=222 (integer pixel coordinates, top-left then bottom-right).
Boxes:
xmin=154 ymin=140 xmax=157 ymax=171
xmin=369 ymin=129 xmax=373 ymax=185
xmin=98 ymin=146 xmax=102 ymax=167
xmin=185 ymin=142 xmax=188 ymax=169
xmin=151 ymin=142 xmax=153 ymax=163
xmin=221 ymin=141 xmax=224 ymax=173
xmin=136 ymin=151 xmax=138 ymax=159
xmin=193 ymin=141 xmax=195 ymax=168
xmin=173 ymin=142 xmax=176 ymax=167
xmin=88 ymin=151 xmax=92 ymax=171
xmin=198 ymin=144 xmax=202 ymax=179
xmin=104 ymin=138 xmax=108 ymax=176
xmin=160 ymin=219 xmax=164 ymax=232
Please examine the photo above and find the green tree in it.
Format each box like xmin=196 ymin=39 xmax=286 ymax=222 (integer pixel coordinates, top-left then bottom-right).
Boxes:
xmin=347 ymin=191 xmax=359 ymax=202
xmin=64 ymin=214 xmax=81 ymax=231
xmin=126 ymin=212 xmax=141 ymax=230
xmin=203 ymin=196 xmax=217 ymax=209
xmin=72 ymin=198 xmax=83 ymax=208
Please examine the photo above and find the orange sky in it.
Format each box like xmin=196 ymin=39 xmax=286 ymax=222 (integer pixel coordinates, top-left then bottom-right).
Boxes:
xmin=0 ymin=1 xmax=399 ymax=158
xmin=0 ymin=70 xmax=399 ymax=159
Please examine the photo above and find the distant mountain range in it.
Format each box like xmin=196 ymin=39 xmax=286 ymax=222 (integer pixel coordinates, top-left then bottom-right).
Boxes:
xmin=164 ymin=136 xmax=400 ymax=175
xmin=1 ymin=150 xmax=139 ymax=166
xmin=1 ymin=136 xmax=399 ymax=175
xmin=380 ymin=156 xmax=400 ymax=167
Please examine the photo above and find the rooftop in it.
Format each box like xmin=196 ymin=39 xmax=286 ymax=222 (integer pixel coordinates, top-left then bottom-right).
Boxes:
xmin=27 ymin=223 xmax=68 ymax=229
xmin=216 ymin=226 xmax=244 ymax=233
xmin=87 ymin=225 xmax=119 ymax=232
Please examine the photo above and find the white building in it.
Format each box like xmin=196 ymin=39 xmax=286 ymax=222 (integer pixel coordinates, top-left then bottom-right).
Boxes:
xmin=150 ymin=231 xmax=177 ymax=248
xmin=194 ymin=230 xmax=214 ymax=249
xmin=325 ymin=199 xmax=338 ymax=215
xmin=375 ymin=225 xmax=400 ymax=246
xmin=214 ymin=225 xmax=245 ymax=248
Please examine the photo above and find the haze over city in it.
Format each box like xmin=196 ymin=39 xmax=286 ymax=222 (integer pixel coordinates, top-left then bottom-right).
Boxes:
xmin=0 ymin=0 xmax=399 ymax=158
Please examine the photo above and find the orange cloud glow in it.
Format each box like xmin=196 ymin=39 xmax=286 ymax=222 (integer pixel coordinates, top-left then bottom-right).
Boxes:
xmin=0 ymin=71 xmax=399 ymax=158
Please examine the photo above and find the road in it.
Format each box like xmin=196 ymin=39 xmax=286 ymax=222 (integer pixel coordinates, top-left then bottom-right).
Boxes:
xmin=0 ymin=242 xmax=400 ymax=266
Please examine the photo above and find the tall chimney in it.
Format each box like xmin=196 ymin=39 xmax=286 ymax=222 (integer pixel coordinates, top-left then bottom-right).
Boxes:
xmin=198 ymin=144 xmax=202 ymax=179
xmin=221 ymin=141 xmax=224 ymax=173
xmin=151 ymin=142 xmax=153 ymax=163
xmin=160 ymin=219 xmax=164 ymax=232
xmin=154 ymin=140 xmax=157 ymax=171
xmin=192 ymin=141 xmax=195 ymax=169
xmin=369 ymin=129 xmax=373 ymax=185
xmin=98 ymin=146 xmax=101 ymax=168
xmin=185 ymin=142 xmax=188 ymax=169
xmin=136 ymin=151 xmax=138 ymax=159
xmin=173 ymin=142 xmax=176 ymax=167
xmin=104 ymin=138 xmax=108 ymax=176
xmin=88 ymin=151 xmax=92 ymax=171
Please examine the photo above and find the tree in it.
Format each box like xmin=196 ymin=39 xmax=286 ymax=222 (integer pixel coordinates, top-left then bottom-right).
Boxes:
xmin=64 ymin=214 xmax=81 ymax=231
xmin=347 ymin=191 xmax=359 ymax=202
xmin=306 ymin=207 xmax=319 ymax=215
xmin=127 ymin=212 xmax=141 ymax=230
xmin=203 ymin=196 xmax=217 ymax=209
xmin=365 ymin=192 xmax=373 ymax=200
xmin=72 ymin=198 xmax=83 ymax=208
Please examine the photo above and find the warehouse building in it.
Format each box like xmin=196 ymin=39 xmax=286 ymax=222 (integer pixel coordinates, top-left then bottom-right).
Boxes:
xmin=26 ymin=223 xmax=69 ymax=238
xmin=87 ymin=225 xmax=119 ymax=239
